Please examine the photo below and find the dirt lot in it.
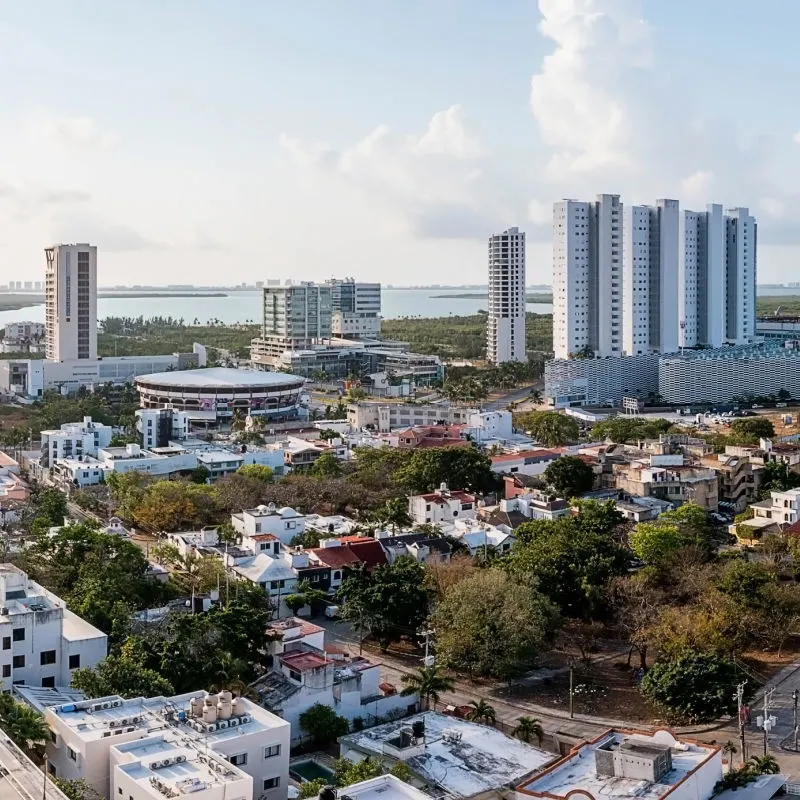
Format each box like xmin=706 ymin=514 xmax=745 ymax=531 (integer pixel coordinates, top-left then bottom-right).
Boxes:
xmin=0 ymin=403 xmax=35 ymax=430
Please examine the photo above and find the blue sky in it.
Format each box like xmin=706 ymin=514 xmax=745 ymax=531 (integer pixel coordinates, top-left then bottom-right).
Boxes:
xmin=2 ymin=0 xmax=799 ymax=286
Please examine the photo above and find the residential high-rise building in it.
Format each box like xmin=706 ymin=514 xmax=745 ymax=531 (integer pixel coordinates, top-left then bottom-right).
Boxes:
xmin=44 ymin=243 xmax=97 ymax=362
xmin=553 ymin=195 xmax=622 ymax=360
xmin=261 ymin=282 xmax=332 ymax=344
xmin=487 ymin=226 xmax=526 ymax=364
xmin=622 ymin=199 xmax=680 ymax=355
xmin=725 ymin=207 xmax=757 ymax=344
xmin=327 ymin=278 xmax=382 ymax=339
xmin=680 ymin=204 xmax=726 ymax=348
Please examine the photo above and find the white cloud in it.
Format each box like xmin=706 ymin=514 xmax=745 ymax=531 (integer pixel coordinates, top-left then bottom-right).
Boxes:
xmin=32 ymin=111 xmax=116 ymax=149
xmin=280 ymin=106 xmax=517 ymax=240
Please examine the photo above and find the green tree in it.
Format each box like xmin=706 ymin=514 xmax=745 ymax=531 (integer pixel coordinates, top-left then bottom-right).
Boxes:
xmin=71 ymin=638 xmax=175 ymax=698
xmin=339 ymin=557 xmax=429 ymax=648
xmin=334 ymin=757 xmax=381 ymax=786
xmin=299 ymin=779 xmax=328 ymax=799
xmin=389 ymin=761 xmax=412 ymax=783
xmin=747 ymin=755 xmax=780 ymax=775
xmin=630 ymin=504 xmax=714 ymax=568
xmin=29 ymin=486 xmax=69 ymax=533
xmin=0 ymin=694 xmax=49 ymax=756
xmin=372 ymin=497 xmax=412 ymax=531
xmin=640 ymin=650 xmax=747 ymax=722
xmin=542 ymin=456 xmax=595 ymax=498
xmin=514 ymin=411 xmax=579 ymax=446
xmin=311 ymin=452 xmax=342 ymax=478
xmin=299 ymin=703 xmax=350 ymax=746
xmin=759 ymin=460 xmax=800 ymax=496
xmin=467 ymin=699 xmax=496 ymax=725
xmin=236 ymin=464 xmax=275 ymax=483
xmin=590 ymin=417 xmax=671 ymax=444
xmin=433 ymin=569 xmax=560 ymax=678
xmin=52 ymin=778 xmax=101 ymax=800
xmin=396 ymin=445 xmax=497 ymax=493
xmin=190 ymin=465 xmax=210 ymax=484
xmin=513 ymin=716 xmax=544 ymax=745
xmin=400 ymin=665 xmax=455 ymax=710
xmin=509 ymin=514 xmax=629 ymax=618
xmin=730 ymin=417 xmax=775 ymax=442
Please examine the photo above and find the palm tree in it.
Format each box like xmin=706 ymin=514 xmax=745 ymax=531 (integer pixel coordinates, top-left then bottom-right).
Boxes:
xmin=529 ymin=389 xmax=543 ymax=405
xmin=400 ymin=666 xmax=455 ymax=711
xmin=748 ymin=754 xmax=780 ymax=775
xmin=513 ymin=716 xmax=544 ymax=744
xmin=0 ymin=701 xmax=49 ymax=756
xmin=467 ymin=699 xmax=496 ymax=726
xmin=721 ymin=740 xmax=737 ymax=759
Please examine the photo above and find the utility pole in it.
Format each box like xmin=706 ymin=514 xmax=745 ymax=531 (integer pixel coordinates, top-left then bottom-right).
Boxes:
xmin=794 ymin=689 xmax=799 ymax=751
xmin=569 ymin=664 xmax=574 ymax=719
xmin=736 ymin=681 xmax=748 ymax=766
xmin=757 ymin=688 xmax=777 ymax=757
xmin=419 ymin=629 xmax=435 ymax=667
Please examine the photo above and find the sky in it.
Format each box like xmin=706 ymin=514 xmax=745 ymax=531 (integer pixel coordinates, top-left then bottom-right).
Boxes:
xmin=2 ymin=0 xmax=800 ymax=287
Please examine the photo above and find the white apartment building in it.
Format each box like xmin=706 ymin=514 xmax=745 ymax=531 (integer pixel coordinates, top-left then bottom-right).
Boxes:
xmin=680 ymin=204 xmax=726 ymax=348
xmin=752 ymin=487 xmax=800 ymax=525
xmin=45 ymin=243 xmax=98 ymax=361
xmin=327 ymin=278 xmax=382 ymax=339
xmin=725 ymin=207 xmax=757 ymax=344
xmin=408 ymin=485 xmax=477 ymax=528
xmin=0 ymin=565 xmax=107 ymax=688
xmin=136 ymin=408 xmax=191 ymax=450
xmin=44 ymin=691 xmax=290 ymax=800
xmin=40 ymin=416 xmax=114 ymax=467
xmin=231 ymin=504 xmax=306 ymax=545
xmin=487 ymin=227 xmax=526 ymax=364
xmin=622 ymin=199 xmax=680 ymax=355
xmin=553 ymin=195 xmax=623 ymax=359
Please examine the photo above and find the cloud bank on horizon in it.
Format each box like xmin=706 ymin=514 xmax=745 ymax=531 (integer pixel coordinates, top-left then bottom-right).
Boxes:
xmin=1 ymin=0 xmax=799 ymax=285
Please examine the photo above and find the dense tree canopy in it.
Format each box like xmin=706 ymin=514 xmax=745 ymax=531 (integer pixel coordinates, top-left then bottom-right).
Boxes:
xmin=629 ymin=504 xmax=715 ymax=568
xmin=729 ymin=417 xmax=775 ymax=442
xmin=514 ymin=411 xmax=579 ymax=447
xmin=338 ymin=556 xmax=429 ymax=647
xmin=433 ymin=569 xmax=560 ymax=678
xmin=542 ymin=455 xmax=595 ymax=499
xmin=396 ymin=445 xmax=498 ymax=493
xmin=590 ymin=417 xmax=672 ymax=443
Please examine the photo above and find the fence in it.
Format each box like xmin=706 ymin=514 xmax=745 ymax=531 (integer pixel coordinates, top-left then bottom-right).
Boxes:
xmin=0 ymin=736 xmax=69 ymax=800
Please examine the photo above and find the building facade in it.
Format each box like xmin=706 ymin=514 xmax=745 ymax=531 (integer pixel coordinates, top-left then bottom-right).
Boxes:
xmin=45 ymin=244 xmax=98 ymax=362
xmin=0 ymin=565 xmax=107 ymax=688
xmin=487 ymin=227 xmax=526 ymax=364
xmin=553 ymin=195 xmax=623 ymax=360
xmin=327 ymin=279 xmax=382 ymax=339
xmin=725 ymin=207 xmax=757 ymax=344
xmin=622 ymin=200 xmax=680 ymax=355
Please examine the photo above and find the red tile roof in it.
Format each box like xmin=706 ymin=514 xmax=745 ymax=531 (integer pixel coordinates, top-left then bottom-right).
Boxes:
xmin=309 ymin=545 xmax=363 ymax=569
xmin=418 ymin=490 xmax=476 ymax=503
xmin=281 ymin=651 xmax=332 ymax=672
xmin=247 ymin=533 xmax=279 ymax=541
xmin=347 ymin=540 xmax=389 ymax=570
xmin=784 ymin=520 xmax=800 ymax=536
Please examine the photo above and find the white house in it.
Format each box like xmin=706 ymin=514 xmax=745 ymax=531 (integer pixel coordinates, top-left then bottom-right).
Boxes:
xmin=0 ymin=564 xmax=107 ymax=688
xmin=196 ymin=448 xmax=245 ymax=481
xmin=490 ymin=448 xmax=561 ymax=477
xmin=751 ymin=488 xmax=800 ymax=525
xmin=408 ymin=485 xmax=477 ymax=528
xmin=253 ymin=620 xmax=415 ymax=742
xmin=231 ymin=505 xmax=306 ymax=545
xmin=462 ymin=410 xmax=513 ymax=443
xmin=40 ymin=417 xmax=114 ymax=466
xmin=448 ymin=521 xmax=516 ymax=557
xmin=44 ymin=691 xmax=290 ymax=800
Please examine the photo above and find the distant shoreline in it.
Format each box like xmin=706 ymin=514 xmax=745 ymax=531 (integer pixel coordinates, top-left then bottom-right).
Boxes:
xmin=0 ymin=291 xmax=228 ymax=312
xmin=433 ymin=292 xmax=554 ymax=303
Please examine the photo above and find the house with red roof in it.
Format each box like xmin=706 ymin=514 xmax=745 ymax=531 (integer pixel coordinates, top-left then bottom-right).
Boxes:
xmin=408 ymin=483 xmax=477 ymax=528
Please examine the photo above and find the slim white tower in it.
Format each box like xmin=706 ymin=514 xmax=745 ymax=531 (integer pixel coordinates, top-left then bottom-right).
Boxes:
xmin=553 ymin=194 xmax=623 ymax=359
xmin=680 ymin=204 xmax=726 ymax=348
xmin=622 ymin=199 xmax=679 ymax=355
xmin=725 ymin=207 xmax=757 ymax=344
xmin=487 ymin=227 xmax=526 ymax=364
xmin=44 ymin=243 xmax=97 ymax=362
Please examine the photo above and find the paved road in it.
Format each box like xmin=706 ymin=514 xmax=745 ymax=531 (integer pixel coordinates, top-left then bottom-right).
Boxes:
xmin=485 ymin=382 xmax=543 ymax=411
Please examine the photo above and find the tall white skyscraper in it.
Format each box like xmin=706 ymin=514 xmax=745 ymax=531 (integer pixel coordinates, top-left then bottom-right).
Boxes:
xmin=553 ymin=194 xmax=622 ymax=360
xmin=725 ymin=207 xmax=757 ymax=344
xmin=680 ymin=204 xmax=726 ymax=348
xmin=326 ymin=278 xmax=382 ymax=339
xmin=622 ymin=199 xmax=680 ymax=355
xmin=487 ymin=227 xmax=526 ymax=364
xmin=44 ymin=243 xmax=97 ymax=362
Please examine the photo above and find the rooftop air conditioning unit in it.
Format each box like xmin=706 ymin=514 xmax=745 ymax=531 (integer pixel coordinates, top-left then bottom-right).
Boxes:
xmin=161 ymin=758 xmax=174 ymax=768
xmin=92 ymin=703 xmax=105 ymax=712
xmin=239 ymin=714 xmax=252 ymax=724
xmin=217 ymin=721 xmax=229 ymax=729
xmin=108 ymin=721 xmax=118 ymax=729
xmin=112 ymin=700 xmax=123 ymax=707
xmin=228 ymin=719 xmax=239 ymax=727
xmin=120 ymin=718 xmax=129 ymax=726
xmin=175 ymin=755 xmax=187 ymax=764
xmin=205 ymin=723 xmax=217 ymax=733
xmin=101 ymin=702 xmax=112 ymax=709
xmin=150 ymin=761 xmax=163 ymax=770
xmin=131 ymin=716 xmax=141 ymax=724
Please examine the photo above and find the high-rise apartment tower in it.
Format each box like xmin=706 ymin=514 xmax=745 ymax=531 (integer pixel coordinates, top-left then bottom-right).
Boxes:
xmin=44 ymin=243 xmax=97 ymax=362
xmin=487 ymin=227 xmax=526 ymax=364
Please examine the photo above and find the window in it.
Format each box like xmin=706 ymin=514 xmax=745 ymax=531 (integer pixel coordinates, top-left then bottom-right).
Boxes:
xmin=12 ymin=656 xmax=24 ymax=669
xmin=332 ymin=571 xmax=341 ymax=580
xmin=229 ymin=753 xmax=248 ymax=766
xmin=42 ymin=676 xmax=55 ymax=688
xmin=67 ymin=746 xmax=77 ymax=762
xmin=1 ymin=637 xmax=8 ymax=651
xmin=69 ymin=654 xmax=80 ymax=670
xmin=40 ymin=650 xmax=57 ymax=666
xmin=264 ymin=744 xmax=281 ymax=759
xmin=1 ymin=665 xmax=9 ymax=678
xmin=264 ymin=778 xmax=281 ymax=791
xmin=12 ymin=629 xmax=24 ymax=642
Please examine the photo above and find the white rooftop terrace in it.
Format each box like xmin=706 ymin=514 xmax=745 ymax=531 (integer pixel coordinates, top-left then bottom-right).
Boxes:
xmin=333 ymin=775 xmax=431 ymax=800
xmin=518 ymin=730 xmax=720 ymax=800
xmin=114 ymin=733 xmax=251 ymax=799
xmin=340 ymin=712 xmax=553 ymax=798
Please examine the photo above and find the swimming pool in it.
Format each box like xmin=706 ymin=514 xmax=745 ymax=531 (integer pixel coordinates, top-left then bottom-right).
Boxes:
xmin=291 ymin=760 xmax=336 ymax=783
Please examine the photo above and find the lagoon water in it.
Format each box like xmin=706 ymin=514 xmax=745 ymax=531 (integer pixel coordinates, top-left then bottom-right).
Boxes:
xmin=0 ymin=289 xmax=553 ymax=327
